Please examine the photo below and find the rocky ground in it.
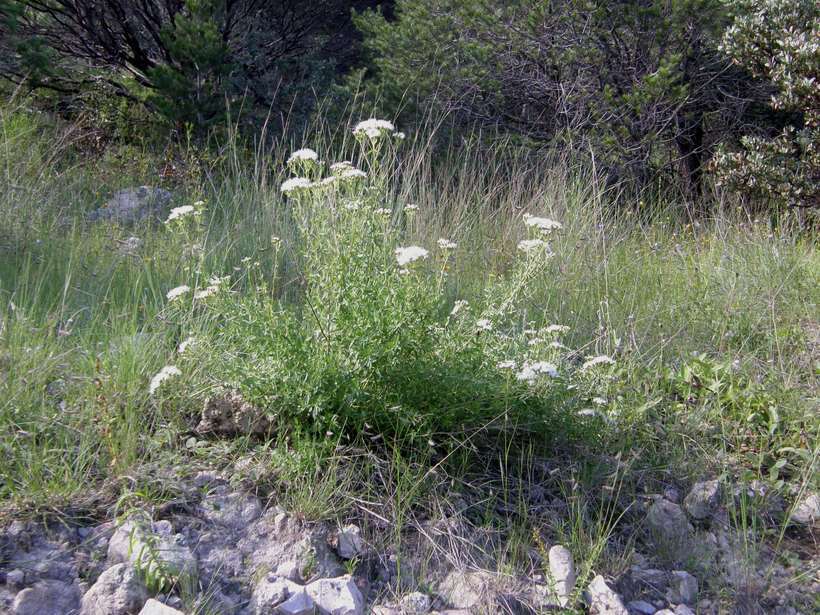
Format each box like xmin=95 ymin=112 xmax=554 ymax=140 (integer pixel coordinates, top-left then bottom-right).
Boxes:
xmin=1 ymin=467 xmax=817 ymax=615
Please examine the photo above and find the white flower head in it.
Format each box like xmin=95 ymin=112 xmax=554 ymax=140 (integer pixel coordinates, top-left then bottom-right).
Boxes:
xmin=280 ymin=177 xmax=313 ymax=194
xmin=497 ymin=360 xmax=516 ymax=370
xmin=149 ymin=365 xmax=181 ymax=395
xmin=353 ymin=118 xmax=396 ymax=139
xmin=375 ymin=207 xmax=392 ymax=216
xmin=177 ymin=337 xmax=196 ymax=354
xmin=581 ymin=355 xmax=616 ymax=371
xmin=517 ymin=239 xmax=547 ymax=253
xmin=330 ymin=161 xmax=354 ymax=174
xmin=194 ymin=286 xmax=218 ymax=300
xmin=165 ymin=205 xmax=196 ymax=224
xmin=394 ymin=131 xmax=406 ymax=140
xmin=523 ymin=214 xmax=563 ymax=234
xmin=437 ymin=238 xmax=457 ymax=250
xmin=404 ymin=203 xmax=419 ymax=212
xmin=476 ymin=319 xmax=493 ymax=332
xmin=516 ymin=361 xmax=558 ymax=382
xmin=166 ymin=285 xmax=191 ymax=301
xmin=287 ymin=148 xmax=319 ymax=165
xmin=339 ymin=168 xmax=367 ymax=181
xmin=395 ymin=246 xmax=429 ymax=266
xmin=544 ymin=324 xmax=570 ymax=335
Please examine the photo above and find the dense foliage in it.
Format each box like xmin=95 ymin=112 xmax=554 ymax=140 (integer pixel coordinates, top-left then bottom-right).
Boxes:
xmin=1 ymin=0 xmax=817 ymax=207
xmin=0 ymin=0 xmax=384 ymax=130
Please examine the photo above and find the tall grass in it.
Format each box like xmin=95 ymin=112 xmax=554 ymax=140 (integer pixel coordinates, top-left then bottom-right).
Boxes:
xmin=0 ymin=99 xmax=816 ymax=528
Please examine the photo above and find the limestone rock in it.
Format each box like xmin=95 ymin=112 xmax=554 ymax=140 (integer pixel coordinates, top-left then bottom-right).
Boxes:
xmin=197 ymin=390 xmax=271 ymax=436
xmin=586 ymin=575 xmax=628 ymax=615
xmin=278 ymin=590 xmax=316 ymax=615
xmin=198 ymin=489 xmax=262 ymax=529
xmin=791 ymin=492 xmax=819 ymax=526
xmin=138 ymin=599 xmax=184 ymax=615
xmin=627 ymin=600 xmax=657 ymax=614
xmin=666 ymin=571 xmax=697 ymax=606
xmin=399 ymin=591 xmax=431 ymax=613
xmin=335 ymin=525 xmax=364 ymax=560
xmin=80 ymin=563 xmax=148 ymax=615
xmin=251 ymin=577 xmax=303 ymax=613
xmin=12 ymin=580 xmax=81 ymax=615
xmin=548 ymin=544 xmax=576 ymax=607
xmin=438 ymin=570 xmax=495 ymax=610
xmin=645 ymin=499 xmax=692 ymax=559
xmin=306 ymin=575 xmax=365 ymax=615
xmin=107 ymin=518 xmax=196 ymax=579
xmin=683 ymin=480 xmax=721 ymax=520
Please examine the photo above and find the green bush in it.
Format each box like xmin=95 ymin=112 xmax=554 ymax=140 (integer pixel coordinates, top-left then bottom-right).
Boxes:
xmin=154 ymin=121 xmax=618 ymax=447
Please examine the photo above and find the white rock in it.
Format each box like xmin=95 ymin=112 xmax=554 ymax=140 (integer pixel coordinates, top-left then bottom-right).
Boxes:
xmin=6 ymin=569 xmax=25 ymax=588
xmin=275 ymin=560 xmax=303 ymax=582
xmin=12 ymin=580 xmax=81 ymax=615
xmin=437 ymin=570 xmax=494 ymax=609
xmin=666 ymin=571 xmax=698 ymax=606
xmin=306 ymin=575 xmax=364 ymax=615
xmin=586 ymin=575 xmax=628 ymax=615
xmin=399 ymin=591 xmax=431 ymax=613
xmin=646 ymin=499 xmax=692 ymax=558
xmin=277 ymin=590 xmax=316 ymax=615
xmin=683 ymin=480 xmax=721 ymax=520
xmin=548 ymin=545 xmax=576 ymax=606
xmin=198 ymin=490 xmax=262 ymax=529
xmin=251 ymin=577 xmax=303 ymax=613
xmin=627 ymin=600 xmax=657 ymax=614
xmin=335 ymin=525 xmax=364 ymax=559
xmin=138 ymin=599 xmax=184 ymax=615
xmin=107 ymin=518 xmax=196 ymax=579
xmin=791 ymin=492 xmax=819 ymax=525
xmin=80 ymin=563 xmax=148 ymax=615
xmin=672 ymin=605 xmax=695 ymax=615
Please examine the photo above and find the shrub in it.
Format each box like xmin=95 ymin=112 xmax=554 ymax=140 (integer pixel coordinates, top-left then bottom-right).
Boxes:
xmin=160 ymin=121 xmax=617 ymax=447
xmin=713 ymin=0 xmax=819 ymax=210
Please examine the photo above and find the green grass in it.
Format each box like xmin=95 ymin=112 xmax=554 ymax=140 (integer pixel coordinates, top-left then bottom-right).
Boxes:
xmin=0 ymin=100 xmax=817 ymax=610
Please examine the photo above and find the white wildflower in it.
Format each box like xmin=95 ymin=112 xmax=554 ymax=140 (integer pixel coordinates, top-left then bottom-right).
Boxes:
xmin=193 ymin=200 xmax=206 ymax=207
xmin=165 ymin=205 xmax=196 ymax=223
xmin=339 ymin=168 xmax=367 ymax=181
xmin=280 ymin=177 xmax=313 ymax=194
xmin=549 ymin=341 xmax=568 ymax=350
xmin=476 ymin=319 xmax=493 ymax=332
xmin=375 ymin=207 xmax=392 ymax=216
xmin=353 ymin=118 xmax=395 ymax=138
xmin=592 ymin=397 xmax=608 ymax=405
xmin=404 ymin=203 xmax=419 ymax=212
xmin=166 ymin=285 xmax=191 ymax=302
xmin=343 ymin=200 xmax=362 ymax=211
xmin=437 ymin=238 xmax=457 ymax=250
xmin=544 ymin=324 xmax=570 ymax=334
xmin=394 ymin=131 xmax=406 ymax=140
xmin=330 ymin=161 xmax=354 ymax=174
xmin=194 ymin=286 xmax=218 ymax=300
xmin=395 ymin=246 xmax=429 ymax=266
xmin=517 ymin=239 xmax=547 ymax=253
xmin=149 ymin=365 xmax=181 ymax=395
xmin=450 ymin=300 xmax=469 ymax=316
xmin=581 ymin=355 xmax=616 ymax=371
xmin=523 ymin=214 xmax=563 ymax=233
xmin=527 ymin=338 xmax=543 ymax=346
xmin=177 ymin=337 xmax=196 ymax=354
xmin=497 ymin=360 xmax=516 ymax=370
xmin=287 ymin=148 xmax=319 ymax=165
xmin=516 ymin=361 xmax=558 ymax=382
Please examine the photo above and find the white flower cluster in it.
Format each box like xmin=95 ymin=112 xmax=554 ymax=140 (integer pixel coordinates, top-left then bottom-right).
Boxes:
xmin=516 ymin=361 xmax=558 ymax=382
xmin=523 ymin=214 xmax=563 ymax=234
xmin=166 ymin=285 xmax=191 ymax=301
xmin=149 ymin=365 xmax=181 ymax=395
xmin=395 ymin=246 xmax=429 ymax=266
xmin=353 ymin=118 xmax=397 ymax=140
xmin=581 ymin=355 xmax=616 ymax=371
xmin=165 ymin=205 xmax=197 ymax=224
xmin=287 ymin=148 xmax=319 ymax=165
xmin=437 ymin=238 xmax=457 ymax=250
xmin=281 ymin=177 xmax=313 ymax=194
